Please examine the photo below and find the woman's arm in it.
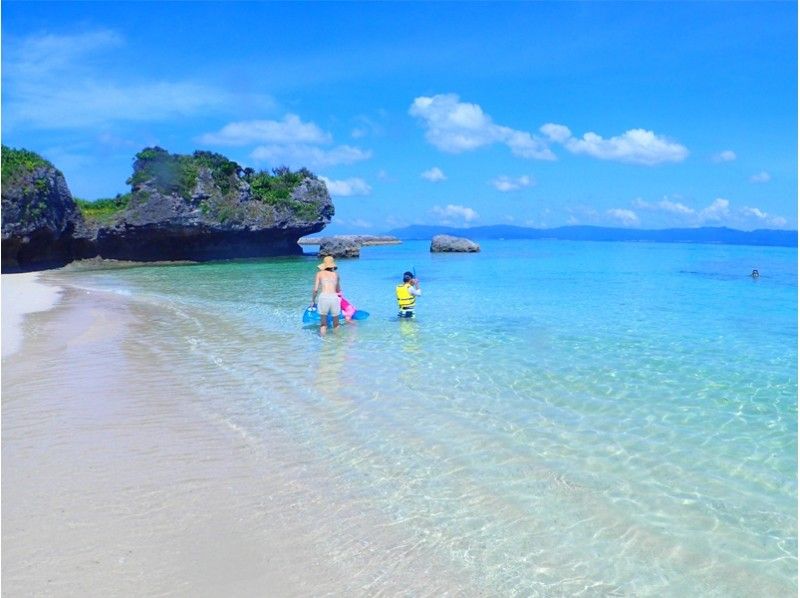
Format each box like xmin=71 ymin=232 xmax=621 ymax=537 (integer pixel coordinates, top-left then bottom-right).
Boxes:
xmin=311 ymin=272 xmax=320 ymax=305
xmin=336 ymin=274 xmax=341 ymax=294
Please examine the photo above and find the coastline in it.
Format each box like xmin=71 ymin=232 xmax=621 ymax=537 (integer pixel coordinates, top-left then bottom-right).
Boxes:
xmin=2 ymin=246 xmax=795 ymax=595
xmin=1 ymin=273 xmax=472 ymax=596
xmin=1 ymin=271 xmax=63 ymax=358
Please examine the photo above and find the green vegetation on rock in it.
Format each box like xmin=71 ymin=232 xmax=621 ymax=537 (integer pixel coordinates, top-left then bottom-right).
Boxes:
xmin=127 ymin=147 xmax=234 ymax=200
xmin=2 ymin=146 xmax=56 ymax=184
xmin=245 ymin=165 xmax=318 ymax=217
xmin=75 ymin=195 xmax=131 ymax=224
xmin=128 ymin=146 xmax=322 ymax=221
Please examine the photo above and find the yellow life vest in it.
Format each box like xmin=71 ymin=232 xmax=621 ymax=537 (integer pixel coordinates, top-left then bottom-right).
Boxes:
xmin=396 ymin=283 xmax=415 ymax=309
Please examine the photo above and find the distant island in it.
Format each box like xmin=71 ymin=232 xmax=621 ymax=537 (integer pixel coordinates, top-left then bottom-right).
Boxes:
xmin=385 ymin=225 xmax=797 ymax=248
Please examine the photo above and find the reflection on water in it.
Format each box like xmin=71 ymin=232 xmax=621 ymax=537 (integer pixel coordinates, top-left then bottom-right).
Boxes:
xmin=313 ymin=329 xmax=356 ymax=399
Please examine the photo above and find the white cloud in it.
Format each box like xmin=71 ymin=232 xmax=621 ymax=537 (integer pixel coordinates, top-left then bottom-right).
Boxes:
xmin=198 ymin=115 xmax=331 ymax=146
xmin=635 ymin=196 xmax=695 ymax=214
xmin=409 ymin=94 xmax=555 ymax=160
xmin=319 ymin=177 xmax=372 ymax=197
xmin=4 ymin=30 xmax=274 ymax=130
xmin=749 ymin=171 xmax=771 ymax=183
xmin=421 ymin=167 xmax=447 ymax=182
xmin=202 ymin=115 xmax=373 ymax=170
xmin=431 ymin=204 xmax=479 ymax=224
xmin=251 ymin=144 xmax=371 ymax=168
xmin=409 ymin=94 xmax=686 ymax=166
xmin=635 ymin=196 xmax=740 ymax=225
xmin=742 ymin=207 xmax=768 ymax=219
xmin=698 ymin=198 xmax=730 ymax=222
xmin=712 ymin=150 xmax=737 ymax=162
xmin=491 ymin=175 xmax=534 ymax=192
xmin=607 ymin=208 xmax=639 ymax=226
xmin=741 ymin=207 xmax=787 ymax=227
xmin=6 ymin=29 xmax=123 ymax=79
xmin=549 ymin=126 xmax=688 ymax=165
xmin=540 ymin=123 xmax=573 ymax=143
xmin=657 ymin=199 xmax=694 ymax=215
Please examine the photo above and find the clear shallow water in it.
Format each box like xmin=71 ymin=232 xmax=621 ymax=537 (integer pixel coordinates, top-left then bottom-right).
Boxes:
xmin=54 ymin=240 xmax=797 ymax=595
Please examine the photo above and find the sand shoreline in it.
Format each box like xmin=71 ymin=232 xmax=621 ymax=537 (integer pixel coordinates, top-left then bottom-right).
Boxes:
xmin=1 ymin=271 xmax=63 ymax=358
xmin=1 ymin=281 xmax=340 ymax=595
xmin=1 ymin=272 xmax=470 ymax=596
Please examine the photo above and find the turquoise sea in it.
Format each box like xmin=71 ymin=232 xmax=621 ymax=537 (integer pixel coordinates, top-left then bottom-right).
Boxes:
xmin=54 ymin=239 xmax=797 ymax=595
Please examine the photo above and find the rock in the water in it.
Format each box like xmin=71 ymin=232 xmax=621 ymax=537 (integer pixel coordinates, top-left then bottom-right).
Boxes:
xmin=318 ymin=236 xmax=361 ymax=258
xmin=430 ymin=234 xmax=480 ymax=253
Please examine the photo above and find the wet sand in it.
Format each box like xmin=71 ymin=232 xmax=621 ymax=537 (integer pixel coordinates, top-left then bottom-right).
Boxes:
xmin=1 ymin=275 xmax=471 ymax=597
xmin=2 ymin=272 xmax=63 ymax=358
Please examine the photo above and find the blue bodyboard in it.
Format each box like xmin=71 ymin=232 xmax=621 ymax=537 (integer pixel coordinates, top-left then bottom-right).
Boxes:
xmin=303 ymin=306 xmax=369 ymax=324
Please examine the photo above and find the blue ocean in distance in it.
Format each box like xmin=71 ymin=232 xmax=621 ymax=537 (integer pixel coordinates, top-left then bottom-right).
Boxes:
xmin=54 ymin=239 xmax=798 ymax=595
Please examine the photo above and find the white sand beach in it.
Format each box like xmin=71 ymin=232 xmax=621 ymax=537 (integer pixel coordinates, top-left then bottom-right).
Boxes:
xmin=1 ymin=271 xmax=469 ymax=596
xmin=2 ymin=272 xmax=63 ymax=358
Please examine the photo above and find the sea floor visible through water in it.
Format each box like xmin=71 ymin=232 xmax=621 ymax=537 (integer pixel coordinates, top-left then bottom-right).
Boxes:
xmin=2 ymin=239 xmax=796 ymax=596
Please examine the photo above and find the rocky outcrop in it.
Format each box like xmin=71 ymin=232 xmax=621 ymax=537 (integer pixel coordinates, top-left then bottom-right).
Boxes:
xmin=1 ymin=146 xmax=334 ymax=272
xmin=78 ymin=148 xmax=333 ymax=262
xmin=1 ymin=148 xmax=86 ymax=271
xmin=430 ymin=234 xmax=480 ymax=253
xmin=307 ymin=234 xmax=401 ymax=258
xmin=317 ymin=236 xmax=361 ymax=258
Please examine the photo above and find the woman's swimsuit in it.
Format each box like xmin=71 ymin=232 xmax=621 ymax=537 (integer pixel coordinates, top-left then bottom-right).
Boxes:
xmin=317 ymin=273 xmax=341 ymax=316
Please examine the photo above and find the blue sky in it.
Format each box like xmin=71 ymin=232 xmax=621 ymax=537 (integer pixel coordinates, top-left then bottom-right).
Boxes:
xmin=2 ymin=2 xmax=797 ymax=233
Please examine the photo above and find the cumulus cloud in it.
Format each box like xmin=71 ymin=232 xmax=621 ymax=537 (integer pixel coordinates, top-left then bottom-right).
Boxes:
xmin=607 ymin=208 xmax=639 ymax=226
xmin=542 ymin=124 xmax=689 ymax=165
xmin=634 ymin=197 xmax=694 ymax=215
xmin=491 ymin=175 xmax=534 ymax=192
xmin=201 ymin=113 xmax=372 ymax=169
xmin=749 ymin=171 xmax=771 ymax=183
xmin=712 ymin=150 xmax=737 ymax=162
xmin=539 ymin=123 xmax=572 ymax=143
xmin=409 ymin=94 xmax=687 ymax=167
xmin=250 ymin=144 xmax=371 ymax=168
xmin=421 ymin=167 xmax=447 ymax=182
xmin=741 ymin=207 xmax=787 ymax=227
xmin=657 ymin=199 xmax=694 ymax=215
xmin=698 ymin=198 xmax=730 ymax=222
xmin=319 ymin=176 xmax=372 ymax=197
xmin=4 ymin=29 xmax=273 ymax=130
xmin=409 ymin=94 xmax=555 ymax=160
xmin=431 ymin=204 xmax=479 ymax=224
xmin=198 ymin=115 xmax=331 ymax=146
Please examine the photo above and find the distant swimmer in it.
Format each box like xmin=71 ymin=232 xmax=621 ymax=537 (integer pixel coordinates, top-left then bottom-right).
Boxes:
xmin=751 ymin=269 xmax=760 ymax=278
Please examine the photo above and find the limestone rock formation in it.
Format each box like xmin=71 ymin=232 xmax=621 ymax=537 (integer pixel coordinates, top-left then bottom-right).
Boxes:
xmin=79 ymin=148 xmax=334 ymax=262
xmin=430 ymin=234 xmax=480 ymax=253
xmin=318 ymin=236 xmax=361 ymax=258
xmin=1 ymin=146 xmax=335 ymax=271
xmin=1 ymin=147 xmax=85 ymax=272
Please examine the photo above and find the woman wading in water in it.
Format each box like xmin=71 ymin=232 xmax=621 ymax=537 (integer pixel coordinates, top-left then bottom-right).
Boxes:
xmin=311 ymin=255 xmax=342 ymax=335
